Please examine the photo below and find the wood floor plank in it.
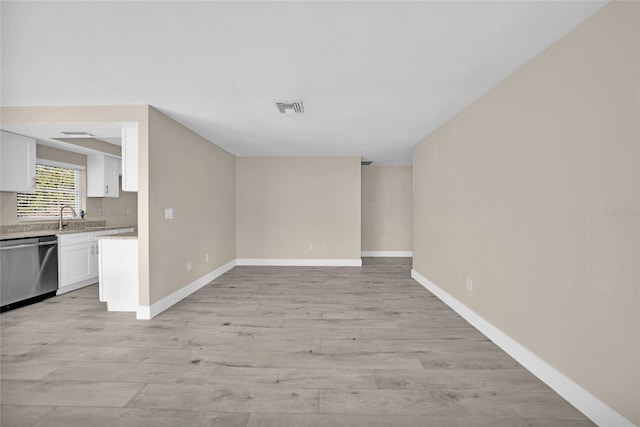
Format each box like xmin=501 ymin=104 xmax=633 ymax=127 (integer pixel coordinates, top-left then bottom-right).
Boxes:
xmin=318 ymin=389 xmax=464 ymax=416
xmin=1 ymin=360 xmax=67 ymax=380
xmin=320 ymin=338 xmax=498 ymax=354
xmin=275 ymin=368 xmax=378 ymax=389
xmin=239 ymin=326 xmax=362 ymax=341
xmin=245 ymin=413 xmax=459 ymax=427
xmin=1 ymin=380 xmax=144 ymax=407
xmin=374 ymin=368 xmax=548 ymax=391
xmin=42 ymin=361 xmax=221 ymax=384
xmin=0 ymin=405 xmax=55 ymax=427
xmin=129 ymin=383 xmax=319 ymax=413
xmin=121 ymin=347 xmax=275 ymax=368
xmin=418 ymin=350 xmax=524 ymax=370
xmin=268 ymin=352 xmax=423 ymax=370
xmin=283 ymin=319 xmax=399 ymax=329
xmin=31 ymin=407 xmax=249 ymax=427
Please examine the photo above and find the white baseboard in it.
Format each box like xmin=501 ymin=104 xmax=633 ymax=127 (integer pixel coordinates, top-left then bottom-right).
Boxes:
xmin=410 ymin=269 xmax=635 ymax=427
xmin=361 ymin=251 xmax=413 ymax=257
xmin=136 ymin=259 xmax=236 ymax=320
xmin=236 ymin=258 xmax=362 ymax=267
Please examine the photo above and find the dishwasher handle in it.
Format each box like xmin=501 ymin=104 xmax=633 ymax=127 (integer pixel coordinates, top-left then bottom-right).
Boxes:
xmin=0 ymin=241 xmax=57 ymax=251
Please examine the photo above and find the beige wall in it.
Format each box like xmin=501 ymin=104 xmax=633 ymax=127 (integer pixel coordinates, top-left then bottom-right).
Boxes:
xmin=236 ymin=157 xmax=361 ymax=260
xmin=54 ymin=137 xmax=120 ymax=157
xmin=37 ymin=144 xmax=86 ymax=166
xmin=0 ymin=192 xmax=17 ymax=225
xmin=147 ymin=107 xmax=236 ymax=304
xmin=412 ymin=2 xmax=638 ymax=424
xmin=361 ymin=166 xmax=412 ymax=252
xmin=100 ymin=177 xmax=138 ymax=228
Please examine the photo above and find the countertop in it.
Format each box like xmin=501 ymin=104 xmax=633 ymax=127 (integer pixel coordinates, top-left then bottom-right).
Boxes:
xmin=97 ymin=232 xmax=138 ymax=240
xmin=0 ymin=226 xmax=134 ymax=241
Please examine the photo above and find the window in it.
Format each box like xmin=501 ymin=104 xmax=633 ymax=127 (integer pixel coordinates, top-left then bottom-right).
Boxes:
xmin=17 ymin=161 xmax=83 ymax=220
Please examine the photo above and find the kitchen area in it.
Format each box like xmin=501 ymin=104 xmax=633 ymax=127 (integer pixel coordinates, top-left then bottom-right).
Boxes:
xmin=0 ymin=124 xmax=140 ymax=314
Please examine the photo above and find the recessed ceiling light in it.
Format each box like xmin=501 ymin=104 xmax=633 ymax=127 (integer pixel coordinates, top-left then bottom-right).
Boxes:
xmin=276 ymin=101 xmax=304 ymax=114
xmin=60 ymin=131 xmax=94 ymax=137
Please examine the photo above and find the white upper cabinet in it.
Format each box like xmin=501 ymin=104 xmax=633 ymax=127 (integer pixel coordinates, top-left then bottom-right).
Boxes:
xmin=87 ymin=154 xmax=120 ymax=198
xmin=0 ymin=130 xmax=36 ymax=193
xmin=121 ymin=127 xmax=138 ymax=192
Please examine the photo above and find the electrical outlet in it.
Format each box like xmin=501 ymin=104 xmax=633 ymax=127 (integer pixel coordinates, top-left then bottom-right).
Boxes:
xmin=308 ymin=243 xmax=313 ymax=250
xmin=165 ymin=208 xmax=173 ymax=220
xmin=187 ymin=261 xmax=192 ymax=272
xmin=98 ymin=208 xmax=104 ymax=216
xmin=322 ymin=243 xmax=328 ymax=252
xmin=466 ymin=278 xmax=473 ymax=291
xmin=205 ymin=254 xmax=210 ymax=263
xmin=126 ymin=208 xmax=132 ymax=215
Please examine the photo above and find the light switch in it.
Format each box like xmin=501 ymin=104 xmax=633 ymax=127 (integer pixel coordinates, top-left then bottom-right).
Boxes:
xmin=165 ymin=208 xmax=173 ymax=220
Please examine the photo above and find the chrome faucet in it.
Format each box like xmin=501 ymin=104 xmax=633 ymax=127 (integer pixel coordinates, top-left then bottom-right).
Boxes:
xmin=59 ymin=205 xmax=77 ymax=230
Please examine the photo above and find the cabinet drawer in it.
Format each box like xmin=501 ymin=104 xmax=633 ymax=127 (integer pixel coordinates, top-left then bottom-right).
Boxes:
xmin=59 ymin=228 xmax=131 ymax=245
xmin=59 ymin=233 xmax=94 ymax=246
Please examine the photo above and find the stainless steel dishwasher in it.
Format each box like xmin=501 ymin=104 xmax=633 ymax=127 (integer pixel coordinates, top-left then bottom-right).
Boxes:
xmin=1 ymin=235 xmax=58 ymax=312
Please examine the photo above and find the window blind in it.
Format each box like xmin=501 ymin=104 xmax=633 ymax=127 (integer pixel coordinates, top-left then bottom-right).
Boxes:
xmin=17 ymin=163 xmax=83 ymax=219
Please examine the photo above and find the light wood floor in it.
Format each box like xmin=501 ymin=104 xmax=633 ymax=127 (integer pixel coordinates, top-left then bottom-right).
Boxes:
xmin=1 ymin=258 xmax=594 ymax=426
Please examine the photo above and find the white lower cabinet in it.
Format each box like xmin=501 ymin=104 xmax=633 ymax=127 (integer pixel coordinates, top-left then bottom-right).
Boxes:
xmin=98 ymin=237 xmax=138 ymax=312
xmin=60 ymin=242 xmax=95 ymax=287
xmin=57 ymin=228 xmax=134 ymax=294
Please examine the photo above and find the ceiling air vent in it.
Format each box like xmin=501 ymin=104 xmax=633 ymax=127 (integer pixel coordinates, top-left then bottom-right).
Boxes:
xmin=60 ymin=131 xmax=94 ymax=138
xmin=361 ymin=161 xmax=373 ymax=166
xmin=276 ymin=101 xmax=304 ymax=115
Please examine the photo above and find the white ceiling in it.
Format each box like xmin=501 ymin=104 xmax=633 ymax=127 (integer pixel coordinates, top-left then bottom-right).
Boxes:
xmin=1 ymin=1 xmax=606 ymax=165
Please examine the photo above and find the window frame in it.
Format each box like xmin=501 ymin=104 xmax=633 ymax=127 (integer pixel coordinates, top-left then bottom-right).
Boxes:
xmin=16 ymin=158 xmax=86 ymax=222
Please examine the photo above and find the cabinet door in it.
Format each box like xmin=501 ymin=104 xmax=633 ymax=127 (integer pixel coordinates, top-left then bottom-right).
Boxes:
xmin=0 ymin=131 xmax=36 ymax=193
xmin=89 ymin=242 xmax=99 ymax=278
xmin=87 ymin=155 xmax=120 ymax=198
xmin=86 ymin=155 xmax=105 ymax=197
xmin=104 ymin=156 xmax=120 ymax=198
xmin=59 ymin=242 xmax=94 ymax=287
xmin=121 ymin=127 xmax=138 ymax=192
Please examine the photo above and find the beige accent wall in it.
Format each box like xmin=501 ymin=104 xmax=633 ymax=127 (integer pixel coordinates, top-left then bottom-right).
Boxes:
xmin=101 ymin=177 xmax=138 ymax=228
xmin=0 ymin=192 xmax=17 ymax=225
xmin=361 ymin=166 xmax=412 ymax=252
xmin=412 ymin=2 xmax=638 ymax=424
xmin=236 ymin=157 xmax=361 ymax=260
xmin=54 ymin=137 xmax=121 ymax=157
xmin=37 ymin=144 xmax=86 ymax=166
xmin=147 ymin=107 xmax=236 ymax=304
